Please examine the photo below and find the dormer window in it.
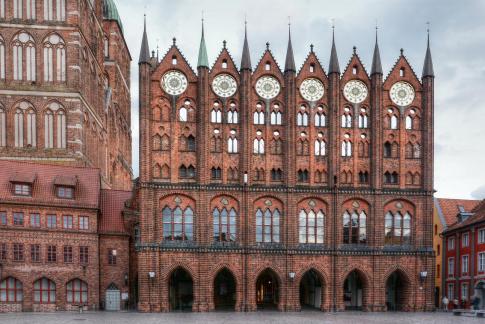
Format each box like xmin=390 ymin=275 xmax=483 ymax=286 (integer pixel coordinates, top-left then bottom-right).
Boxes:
xmin=265 ymin=62 xmax=271 ymax=71
xmin=54 ymin=175 xmax=77 ymax=199
xmin=222 ymin=60 xmax=228 ymax=69
xmin=57 ymin=186 xmax=74 ymax=199
xmin=309 ymin=64 xmax=315 ymax=73
xmin=14 ymin=183 xmax=31 ymax=196
xmin=400 ymin=68 xmax=405 ymax=77
xmin=352 ymin=66 xmax=358 ymax=75
xmin=172 ymin=55 xmax=177 ymax=65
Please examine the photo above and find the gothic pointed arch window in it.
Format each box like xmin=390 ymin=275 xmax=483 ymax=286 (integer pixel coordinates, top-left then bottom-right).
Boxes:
xmin=299 ymin=207 xmax=325 ymax=244
xmin=253 ymin=108 xmax=264 ymax=125
xmin=228 ymin=136 xmax=238 ymax=153
xmin=227 ymin=105 xmax=238 ymax=124
xmin=341 ymin=107 xmax=352 ymax=128
xmin=0 ymin=277 xmax=23 ymax=302
xmin=390 ymin=115 xmax=398 ymax=129
xmin=343 ymin=208 xmax=367 ymax=244
xmin=26 ymin=108 xmax=36 ymax=147
xmin=227 ymin=167 xmax=238 ymax=181
xmin=162 ymin=205 xmax=194 ymax=241
xmin=44 ymin=109 xmax=54 ymax=148
xmin=213 ymin=207 xmax=237 ymax=242
xmin=270 ymin=110 xmax=282 ymax=125
xmin=0 ymin=106 xmax=5 ymax=147
xmin=161 ymin=164 xmax=170 ymax=179
xmin=256 ymin=207 xmax=281 ymax=243
xmin=384 ymin=171 xmax=399 ymax=184
xmin=315 ymin=112 xmax=326 ymax=127
xmin=12 ymin=32 xmax=36 ymax=81
xmin=14 ymin=108 xmax=24 ymax=147
xmin=56 ymin=109 xmax=66 ymax=148
xmin=297 ymin=111 xmax=309 ymax=126
xmin=270 ymin=168 xmax=283 ymax=182
xmin=314 ymin=139 xmax=326 ymax=156
xmin=358 ymin=140 xmax=369 ymax=158
xmin=179 ymin=164 xmax=196 ymax=179
xmin=210 ymin=108 xmax=222 ymax=123
xmin=341 ymin=140 xmax=352 ymax=157
xmin=33 ymin=278 xmax=56 ymax=303
xmin=358 ymin=171 xmax=369 ymax=184
xmin=210 ymin=166 xmax=222 ymax=180
xmin=297 ymin=169 xmax=309 ymax=183
xmin=413 ymin=143 xmax=421 ymax=158
xmin=385 ymin=208 xmax=412 ymax=245
xmin=0 ymin=35 xmax=5 ymax=80
xmin=66 ymin=279 xmax=88 ymax=304
xmin=179 ymin=107 xmax=188 ymax=122
xmin=358 ymin=109 xmax=368 ymax=128
xmin=253 ymin=138 xmax=264 ymax=154
xmin=405 ymin=115 xmax=413 ymax=130
xmin=43 ymin=33 xmax=66 ymax=82
xmin=315 ymin=170 xmax=327 ymax=183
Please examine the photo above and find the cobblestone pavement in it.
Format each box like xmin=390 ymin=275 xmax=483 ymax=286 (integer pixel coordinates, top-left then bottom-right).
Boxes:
xmin=0 ymin=311 xmax=482 ymax=324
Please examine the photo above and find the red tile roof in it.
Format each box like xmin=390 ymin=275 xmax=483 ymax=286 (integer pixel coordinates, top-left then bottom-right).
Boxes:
xmin=99 ymin=189 xmax=132 ymax=234
xmin=445 ymin=206 xmax=485 ymax=232
xmin=0 ymin=160 xmax=100 ymax=209
xmin=436 ymin=198 xmax=481 ymax=228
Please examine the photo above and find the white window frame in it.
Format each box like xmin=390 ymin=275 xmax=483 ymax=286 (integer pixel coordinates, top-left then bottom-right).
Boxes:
xmin=461 ymin=255 xmax=469 ymax=274
xmin=447 ymin=283 xmax=454 ymax=300
xmin=479 ymin=252 xmax=485 ymax=272
xmin=448 ymin=237 xmax=455 ymax=250
xmin=461 ymin=283 xmax=468 ymax=301
xmin=479 ymin=229 xmax=485 ymax=244
xmin=448 ymin=257 xmax=454 ymax=277
xmin=462 ymin=232 xmax=469 ymax=247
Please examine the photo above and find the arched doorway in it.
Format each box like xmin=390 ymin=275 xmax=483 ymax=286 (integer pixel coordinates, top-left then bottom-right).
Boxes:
xmin=385 ymin=271 xmax=410 ymax=311
xmin=169 ymin=268 xmax=193 ymax=311
xmin=106 ymin=283 xmax=120 ymax=311
xmin=343 ymin=270 xmax=365 ymax=310
xmin=299 ymin=269 xmax=323 ymax=309
xmin=213 ymin=268 xmax=237 ymax=310
xmin=475 ymin=281 xmax=485 ymax=310
xmin=256 ymin=269 xmax=279 ymax=309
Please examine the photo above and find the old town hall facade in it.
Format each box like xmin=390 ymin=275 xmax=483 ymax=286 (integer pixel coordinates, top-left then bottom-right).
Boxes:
xmin=136 ymin=16 xmax=436 ymax=312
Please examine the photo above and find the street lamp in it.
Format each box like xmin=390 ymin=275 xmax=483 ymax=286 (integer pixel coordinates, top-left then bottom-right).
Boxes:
xmin=419 ymin=271 xmax=428 ymax=284
xmin=288 ymin=272 xmax=296 ymax=281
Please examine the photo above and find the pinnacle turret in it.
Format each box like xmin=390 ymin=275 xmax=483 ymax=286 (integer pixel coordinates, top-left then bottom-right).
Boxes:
xmin=197 ymin=19 xmax=209 ymax=68
xmin=138 ymin=15 xmax=150 ymax=64
xmin=328 ymin=27 xmax=340 ymax=74
xmin=422 ymin=31 xmax=434 ymax=78
xmin=240 ymin=22 xmax=252 ymax=71
xmin=284 ymin=25 xmax=296 ymax=72
xmin=371 ymin=30 xmax=383 ymax=75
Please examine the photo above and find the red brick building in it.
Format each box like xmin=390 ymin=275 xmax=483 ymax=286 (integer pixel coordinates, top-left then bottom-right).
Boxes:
xmin=136 ymin=20 xmax=436 ymax=312
xmin=0 ymin=160 xmax=135 ymax=312
xmin=0 ymin=0 xmax=132 ymax=190
xmin=441 ymin=199 xmax=485 ymax=309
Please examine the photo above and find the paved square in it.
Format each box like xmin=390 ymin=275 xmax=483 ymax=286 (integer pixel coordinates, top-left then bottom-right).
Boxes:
xmin=0 ymin=312 xmax=482 ymax=324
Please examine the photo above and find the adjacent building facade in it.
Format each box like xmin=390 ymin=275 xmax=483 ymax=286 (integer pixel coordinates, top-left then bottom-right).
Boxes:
xmin=433 ymin=198 xmax=480 ymax=307
xmin=0 ymin=160 xmax=135 ymax=312
xmin=136 ymin=19 xmax=436 ymax=312
xmin=0 ymin=0 xmax=132 ymax=190
xmin=0 ymin=0 xmax=137 ymax=313
xmin=438 ymin=199 xmax=485 ymax=309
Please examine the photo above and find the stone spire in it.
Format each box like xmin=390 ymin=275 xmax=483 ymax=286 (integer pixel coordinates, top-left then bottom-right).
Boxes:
xmin=197 ymin=18 xmax=209 ymax=68
xmin=371 ymin=28 xmax=383 ymax=75
xmin=422 ymin=29 xmax=434 ymax=78
xmin=284 ymin=23 xmax=296 ymax=72
xmin=328 ymin=26 xmax=340 ymax=74
xmin=138 ymin=15 xmax=150 ymax=64
xmin=240 ymin=21 xmax=252 ymax=71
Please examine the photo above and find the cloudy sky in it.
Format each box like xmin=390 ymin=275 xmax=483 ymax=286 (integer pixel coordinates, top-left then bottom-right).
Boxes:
xmin=115 ymin=0 xmax=485 ymax=199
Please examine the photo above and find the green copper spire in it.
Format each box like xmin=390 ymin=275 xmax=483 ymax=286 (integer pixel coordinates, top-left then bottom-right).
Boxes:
xmin=197 ymin=19 xmax=209 ymax=68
